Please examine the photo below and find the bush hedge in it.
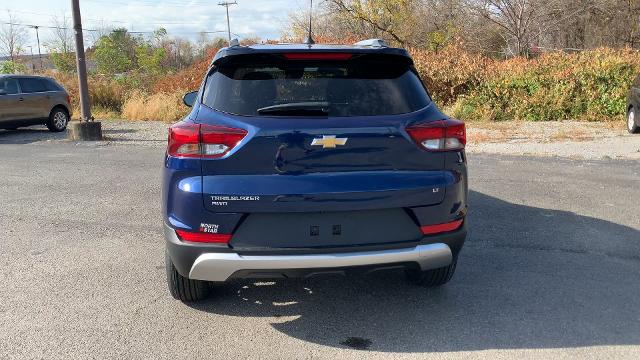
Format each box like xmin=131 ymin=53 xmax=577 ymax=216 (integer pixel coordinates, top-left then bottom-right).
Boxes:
xmin=413 ymin=45 xmax=640 ymax=122
xmin=47 ymin=45 xmax=640 ymax=123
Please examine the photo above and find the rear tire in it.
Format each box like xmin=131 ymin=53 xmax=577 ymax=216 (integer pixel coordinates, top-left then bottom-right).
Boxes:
xmin=46 ymin=107 xmax=69 ymax=132
xmin=165 ymin=251 xmax=210 ymax=302
xmin=628 ymin=107 xmax=639 ymax=134
xmin=405 ymin=259 xmax=457 ymax=287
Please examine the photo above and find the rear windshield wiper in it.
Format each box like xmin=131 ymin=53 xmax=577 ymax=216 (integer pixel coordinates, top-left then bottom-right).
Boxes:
xmin=257 ymin=102 xmax=330 ymax=116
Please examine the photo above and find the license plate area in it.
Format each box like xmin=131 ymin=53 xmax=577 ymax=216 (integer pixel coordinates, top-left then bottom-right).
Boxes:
xmin=230 ymin=209 xmax=422 ymax=249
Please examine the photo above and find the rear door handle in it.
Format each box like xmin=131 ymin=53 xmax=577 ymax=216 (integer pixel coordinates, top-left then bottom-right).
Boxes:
xmin=18 ymin=97 xmax=24 ymax=102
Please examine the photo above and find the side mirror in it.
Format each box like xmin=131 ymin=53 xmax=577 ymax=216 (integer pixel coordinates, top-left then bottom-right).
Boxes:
xmin=182 ymin=91 xmax=198 ymax=107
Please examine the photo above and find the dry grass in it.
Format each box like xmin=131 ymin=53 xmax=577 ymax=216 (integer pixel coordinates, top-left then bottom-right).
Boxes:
xmin=92 ymin=106 xmax=121 ymax=120
xmin=122 ymin=91 xmax=189 ymax=122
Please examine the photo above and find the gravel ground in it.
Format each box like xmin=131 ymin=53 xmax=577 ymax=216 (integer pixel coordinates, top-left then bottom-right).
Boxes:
xmin=1 ymin=120 xmax=637 ymax=160
xmin=0 ymin=139 xmax=638 ymax=360
xmin=467 ymin=121 xmax=640 ymax=160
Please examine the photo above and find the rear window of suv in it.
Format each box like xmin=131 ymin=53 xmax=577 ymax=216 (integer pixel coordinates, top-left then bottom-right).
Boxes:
xmin=43 ymin=79 xmax=63 ymax=91
xmin=202 ymin=55 xmax=430 ymax=117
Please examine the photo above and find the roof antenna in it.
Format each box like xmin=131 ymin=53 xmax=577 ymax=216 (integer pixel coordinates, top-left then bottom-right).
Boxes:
xmin=303 ymin=0 xmax=315 ymax=45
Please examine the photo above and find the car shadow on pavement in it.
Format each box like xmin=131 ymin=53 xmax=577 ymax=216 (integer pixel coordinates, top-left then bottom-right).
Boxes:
xmin=0 ymin=127 xmax=67 ymax=144
xmin=187 ymin=190 xmax=640 ymax=353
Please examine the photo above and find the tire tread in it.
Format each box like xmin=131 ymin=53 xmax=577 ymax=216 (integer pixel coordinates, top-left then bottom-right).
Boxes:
xmin=165 ymin=252 xmax=210 ymax=302
xmin=406 ymin=260 xmax=457 ymax=287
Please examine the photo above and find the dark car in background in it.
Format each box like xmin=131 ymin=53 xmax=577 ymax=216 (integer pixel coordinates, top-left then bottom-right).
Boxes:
xmin=627 ymin=75 xmax=640 ymax=134
xmin=0 ymin=75 xmax=72 ymax=132
xmin=163 ymin=40 xmax=468 ymax=302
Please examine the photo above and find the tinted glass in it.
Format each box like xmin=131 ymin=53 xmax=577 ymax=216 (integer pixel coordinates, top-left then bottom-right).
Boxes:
xmin=44 ymin=79 xmax=63 ymax=91
xmin=0 ymin=79 xmax=19 ymax=95
xmin=202 ymin=57 xmax=430 ymax=116
xmin=18 ymin=78 xmax=47 ymax=93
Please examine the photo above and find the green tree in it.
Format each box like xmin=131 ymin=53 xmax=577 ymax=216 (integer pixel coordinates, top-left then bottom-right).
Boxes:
xmin=135 ymin=42 xmax=167 ymax=74
xmin=50 ymin=52 xmax=76 ymax=73
xmin=93 ymin=28 xmax=138 ymax=74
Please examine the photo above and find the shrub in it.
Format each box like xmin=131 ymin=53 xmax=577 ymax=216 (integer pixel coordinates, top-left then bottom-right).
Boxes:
xmin=48 ymin=72 xmax=128 ymax=116
xmin=446 ymin=48 xmax=640 ymax=122
xmin=0 ymin=61 xmax=28 ymax=74
xmin=48 ymin=40 xmax=640 ymax=123
xmin=153 ymin=47 xmax=218 ymax=94
xmin=411 ymin=42 xmax=492 ymax=105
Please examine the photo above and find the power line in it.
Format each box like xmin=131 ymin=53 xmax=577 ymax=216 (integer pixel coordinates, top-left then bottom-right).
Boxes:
xmin=82 ymin=0 xmax=216 ymax=8
xmin=1 ymin=21 xmax=99 ymax=32
xmin=1 ymin=21 xmax=244 ymax=37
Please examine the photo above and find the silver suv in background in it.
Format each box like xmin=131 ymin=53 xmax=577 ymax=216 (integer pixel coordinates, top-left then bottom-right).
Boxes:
xmin=0 ymin=75 xmax=72 ymax=132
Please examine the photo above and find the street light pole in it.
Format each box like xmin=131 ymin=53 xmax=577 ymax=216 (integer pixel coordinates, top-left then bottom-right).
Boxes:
xmin=27 ymin=46 xmax=34 ymax=72
xmin=69 ymin=0 xmax=102 ymax=140
xmin=218 ymin=1 xmax=237 ymax=45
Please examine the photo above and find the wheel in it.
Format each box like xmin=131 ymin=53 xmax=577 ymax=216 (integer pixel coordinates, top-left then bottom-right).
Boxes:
xmin=405 ymin=259 xmax=457 ymax=287
xmin=46 ymin=107 xmax=69 ymax=132
xmin=628 ymin=107 xmax=639 ymax=134
xmin=165 ymin=251 xmax=210 ymax=301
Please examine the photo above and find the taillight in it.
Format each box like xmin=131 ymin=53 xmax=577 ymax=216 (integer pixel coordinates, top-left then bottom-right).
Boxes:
xmin=167 ymin=122 xmax=247 ymax=159
xmin=420 ymin=219 xmax=464 ymax=235
xmin=66 ymin=94 xmax=71 ymax=104
xmin=406 ymin=119 xmax=466 ymax=151
xmin=283 ymin=53 xmax=353 ymax=60
xmin=175 ymin=229 xmax=232 ymax=244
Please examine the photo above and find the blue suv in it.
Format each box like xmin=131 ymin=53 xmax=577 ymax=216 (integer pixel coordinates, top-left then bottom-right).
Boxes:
xmin=163 ymin=40 xmax=468 ymax=301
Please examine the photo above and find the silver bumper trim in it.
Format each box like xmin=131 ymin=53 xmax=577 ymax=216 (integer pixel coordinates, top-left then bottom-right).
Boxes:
xmin=188 ymin=243 xmax=452 ymax=282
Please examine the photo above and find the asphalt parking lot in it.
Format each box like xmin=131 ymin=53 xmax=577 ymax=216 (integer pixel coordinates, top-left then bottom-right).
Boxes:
xmin=1 ymin=127 xmax=639 ymax=359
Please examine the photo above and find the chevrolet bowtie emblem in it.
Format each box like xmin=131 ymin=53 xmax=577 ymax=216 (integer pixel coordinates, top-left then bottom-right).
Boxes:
xmin=311 ymin=135 xmax=348 ymax=149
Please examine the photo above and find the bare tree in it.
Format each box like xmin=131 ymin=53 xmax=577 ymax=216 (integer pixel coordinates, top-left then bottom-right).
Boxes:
xmin=48 ymin=15 xmax=75 ymax=54
xmin=46 ymin=15 xmax=76 ymax=72
xmin=468 ymin=0 xmax=561 ymax=56
xmin=283 ymin=0 xmax=640 ymax=55
xmin=0 ymin=11 xmax=28 ymax=62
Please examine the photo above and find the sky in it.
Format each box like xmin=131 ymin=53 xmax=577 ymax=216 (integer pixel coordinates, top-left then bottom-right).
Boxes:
xmin=1 ymin=0 xmax=307 ymax=55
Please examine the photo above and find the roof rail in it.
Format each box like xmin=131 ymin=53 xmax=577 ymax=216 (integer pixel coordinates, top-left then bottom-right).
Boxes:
xmin=353 ymin=39 xmax=388 ymax=48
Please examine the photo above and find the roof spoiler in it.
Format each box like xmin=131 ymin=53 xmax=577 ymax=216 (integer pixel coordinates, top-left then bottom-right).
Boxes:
xmin=353 ymin=39 xmax=388 ymax=48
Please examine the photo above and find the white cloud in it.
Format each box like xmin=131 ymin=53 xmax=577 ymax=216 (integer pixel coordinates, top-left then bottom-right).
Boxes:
xmin=2 ymin=0 xmax=308 ymax=50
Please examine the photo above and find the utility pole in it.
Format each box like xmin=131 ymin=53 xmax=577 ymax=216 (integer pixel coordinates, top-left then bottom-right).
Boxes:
xmin=69 ymin=0 xmax=102 ymax=140
xmin=218 ymin=1 xmax=237 ymax=45
xmin=29 ymin=25 xmax=43 ymax=70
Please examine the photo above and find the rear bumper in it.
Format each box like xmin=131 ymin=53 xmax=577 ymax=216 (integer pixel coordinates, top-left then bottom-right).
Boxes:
xmin=188 ymin=243 xmax=452 ymax=282
xmin=164 ymin=222 xmax=466 ymax=282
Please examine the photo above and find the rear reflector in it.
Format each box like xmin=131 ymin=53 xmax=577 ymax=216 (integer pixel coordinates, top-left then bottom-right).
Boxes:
xmin=420 ymin=219 xmax=463 ymax=235
xmin=167 ymin=122 xmax=247 ymax=159
xmin=406 ymin=119 xmax=466 ymax=151
xmin=175 ymin=229 xmax=232 ymax=244
xmin=283 ymin=53 xmax=353 ymax=61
